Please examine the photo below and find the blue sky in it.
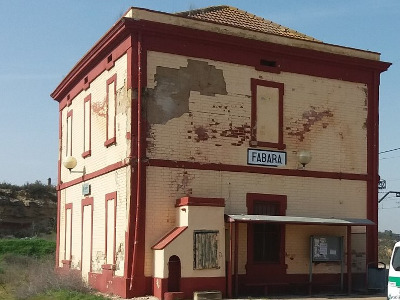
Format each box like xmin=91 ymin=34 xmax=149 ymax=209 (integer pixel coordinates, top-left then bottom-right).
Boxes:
xmin=1 ymin=0 xmax=399 ymax=232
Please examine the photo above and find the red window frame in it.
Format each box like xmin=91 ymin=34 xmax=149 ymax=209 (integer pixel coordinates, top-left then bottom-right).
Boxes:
xmin=64 ymin=203 xmax=73 ymax=263
xmin=246 ymin=193 xmax=287 ymax=266
xmin=81 ymin=197 xmax=94 ymax=272
xmin=82 ymin=94 xmax=92 ymax=158
xmin=104 ymin=192 xmax=117 ymax=269
xmin=105 ymin=74 xmax=117 ymax=147
xmin=250 ymin=79 xmax=285 ymax=150
xmin=66 ymin=110 xmax=73 ymax=156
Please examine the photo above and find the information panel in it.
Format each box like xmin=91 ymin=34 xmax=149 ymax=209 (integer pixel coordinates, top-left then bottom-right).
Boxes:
xmin=311 ymin=236 xmax=343 ymax=262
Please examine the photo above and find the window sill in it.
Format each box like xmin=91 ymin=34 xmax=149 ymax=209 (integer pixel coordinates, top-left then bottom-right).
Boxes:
xmin=82 ymin=150 xmax=91 ymax=158
xmin=104 ymin=137 xmax=116 ymax=147
xmin=249 ymin=140 xmax=286 ymax=150
xmin=102 ymin=264 xmax=116 ymax=270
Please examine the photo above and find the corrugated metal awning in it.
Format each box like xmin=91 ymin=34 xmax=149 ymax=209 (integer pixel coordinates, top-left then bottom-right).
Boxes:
xmin=225 ymin=214 xmax=375 ymax=226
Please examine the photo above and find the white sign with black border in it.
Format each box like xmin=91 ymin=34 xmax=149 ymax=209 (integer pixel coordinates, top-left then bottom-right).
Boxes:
xmin=247 ymin=148 xmax=287 ymax=167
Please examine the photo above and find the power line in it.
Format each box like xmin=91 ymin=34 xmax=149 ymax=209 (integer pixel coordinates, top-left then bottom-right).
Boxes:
xmin=379 ymin=147 xmax=400 ymax=155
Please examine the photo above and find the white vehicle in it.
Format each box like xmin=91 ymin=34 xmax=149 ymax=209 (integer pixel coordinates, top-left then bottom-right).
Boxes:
xmin=388 ymin=241 xmax=400 ymax=299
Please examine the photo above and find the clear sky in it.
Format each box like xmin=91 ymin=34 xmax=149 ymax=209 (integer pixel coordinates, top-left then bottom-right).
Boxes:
xmin=1 ymin=0 xmax=399 ymax=232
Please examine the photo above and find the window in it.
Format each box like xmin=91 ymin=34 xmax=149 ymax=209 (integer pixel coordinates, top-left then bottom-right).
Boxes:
xmin=253 ymin=201 xmax=281 ymax=262
xmin=105 ymin=192 xmax=117 ymax=266
xmin=247 ymin=193 xmax=286 ymax=264
xmin=105 ymin=75 xmax=117 ymax=147
xmin=193 ymin=230 xmax=219 ymax=270
xmin=64 ymin=203 xmax=73 ymax=261
xmin=82 ymin=94 xmax=91 ymax=158
xmin=66 ymin=110 xmax=73 ymax=156
xmin=392 ymin=247 xmax=400 ymax=271
xmin=250 ymin=79 xmax=285 ymax=150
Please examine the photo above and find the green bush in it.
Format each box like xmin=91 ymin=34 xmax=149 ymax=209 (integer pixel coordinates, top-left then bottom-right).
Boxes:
xmin=0 ymin=238 xmax=55 ymax=258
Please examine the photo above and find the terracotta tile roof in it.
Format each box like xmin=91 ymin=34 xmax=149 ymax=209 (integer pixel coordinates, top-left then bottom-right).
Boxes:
xmin=176 ymin=5 xmax=319 ymax=42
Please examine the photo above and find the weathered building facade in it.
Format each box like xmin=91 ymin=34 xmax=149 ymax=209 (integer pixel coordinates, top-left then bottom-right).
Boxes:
xmin=51 ymin=6 xmax=390 ymax=299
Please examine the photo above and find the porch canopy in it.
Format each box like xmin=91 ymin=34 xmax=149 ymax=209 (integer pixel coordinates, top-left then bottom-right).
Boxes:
xmin=224 ymin=214 xmax=375 ymax=297
xmin=225 ymin=214 xmax=375 ymax=226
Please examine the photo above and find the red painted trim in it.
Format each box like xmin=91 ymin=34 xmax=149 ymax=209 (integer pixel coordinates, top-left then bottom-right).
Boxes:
xmin=227 ymin=222 xmax=233 ymax=298
xmin=175 ymin=196 xmax=225 ymax=207
xmin=82 ymin=94 xmax=92 ymax=157
xmin=51 ymin=22 xmax=131 ymax=102
xmin=246 ymin=193 xmax=287 ymax=268
xmin=153 ymin=276 xmax=226 ymax=300
xmin=125 ymin=20 xmax=390 ymax=82
xmin=129 ymin=30 xmax=147 ymax=295
xmin=366 ymin=74 xmax=380 ymax=266
xmin=64 ymin=203 xmax=73 ymax=261
xmin=58 ymin=110 xmax=62 ymax=185
xmin=106 ymin=74 xmax=117 ymax=146
xmin=81 ymin=197 xmax=94 ymax=273
xmin=82 ymin=150 xmax=91 ymax=158
xmin=151 ymin=226 xmax=188 ymax=250
xmin=105 ymin=191 xmax=117 ymax=265
xmin=104 ymin=137 xmax=116 ymax=147
xmin=106 ymin=54 xmax=115 ymax=70
xmin=148 ymin=158 xmax=368 ymax=181
xmin=250 ymin=79 xmax=285 ymax=150
xmin=83 ymin=75 xmax=90 ymax=90
xmin=102 ymin=264 xmax=116 ymax=270
xmin=246 ymin=193 xmax=287 ymax=213
xmin=124 ymin=35 xmax=138 ymax=285
xmin=67 ymin=94 xmax=72 ymax=107
xmin=55 ymin=190 xmax=61 ymax=268
xmin=58 ymin=160 xmax=127 ymax=190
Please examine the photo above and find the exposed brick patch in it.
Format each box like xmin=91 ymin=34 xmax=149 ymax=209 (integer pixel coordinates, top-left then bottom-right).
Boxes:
xmin=220 ymin=124 xmax=251 ymax=146
xmin=92 ymin=99 xmax=106 ymax=117
xmin=194 ymin=126 xmax=209 ymax=142
xmin=287 ymin=106 xmax=333 ymax=141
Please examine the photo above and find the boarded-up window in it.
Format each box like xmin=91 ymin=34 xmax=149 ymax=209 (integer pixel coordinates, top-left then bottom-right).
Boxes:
xmin=193 ymin=230 xmax=218 ymax=270
xmin=65 ymin=204 xmax=72 ymax=261
xmin=66 ymin=111 xmax=73 ymax=156
xmin=251 ymin=79 xmax=285 ymax=150
xmin=105 ymin=75 xmax=117 ymax=147
xmin=83 ymin=94 xmax=91 ymax=157
xmin=105 ymin=192 xmax=117 ymax=265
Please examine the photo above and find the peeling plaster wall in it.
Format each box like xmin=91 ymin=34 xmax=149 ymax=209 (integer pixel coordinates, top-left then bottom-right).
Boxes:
xmin=58 ymin=169 xmax=129 ymax=276
xmin=58 ymin=53 xmax=130 ymax=278
xmin=146 ymin=51 xmax=368 ymax=174
xmin=60 ymin=53 xmax=131 ymax=184
xmin=144 ymin=51 xmax=369 ymax=277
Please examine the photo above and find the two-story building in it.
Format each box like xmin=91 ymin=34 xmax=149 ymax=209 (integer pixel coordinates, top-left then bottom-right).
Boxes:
xmin=51 ymin=6 xmax=390 ymax=299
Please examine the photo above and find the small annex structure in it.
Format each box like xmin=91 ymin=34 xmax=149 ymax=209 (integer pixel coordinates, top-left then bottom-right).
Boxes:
xmin=51 ymin=5 xmax=391 ymax=299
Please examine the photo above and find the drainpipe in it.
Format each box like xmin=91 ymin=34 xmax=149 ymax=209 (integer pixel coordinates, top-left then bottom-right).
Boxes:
xmin=130 ymin=30 xmax=143 ymax=291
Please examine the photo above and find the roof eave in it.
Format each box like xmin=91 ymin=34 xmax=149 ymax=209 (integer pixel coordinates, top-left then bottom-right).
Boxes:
xmin=50 ymin=17 xmax=129 ymax=102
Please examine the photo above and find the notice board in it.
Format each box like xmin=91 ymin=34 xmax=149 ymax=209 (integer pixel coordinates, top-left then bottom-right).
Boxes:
xmin=311 ymin=236 xmax=343 ymax=262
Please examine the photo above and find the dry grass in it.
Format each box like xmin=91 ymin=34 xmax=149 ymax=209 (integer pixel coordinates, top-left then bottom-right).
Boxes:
xmin=0 ymin=254 xmax=92 ymax=299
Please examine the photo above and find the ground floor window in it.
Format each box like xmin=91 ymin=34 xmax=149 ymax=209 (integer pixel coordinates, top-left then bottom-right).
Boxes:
xmin=247 ymin=193 xmax=287 ymax=264
xmin=193 ymin=230 xmax=219 ymax=270
xmin=253 ymin=202 xmax=281 ymax=262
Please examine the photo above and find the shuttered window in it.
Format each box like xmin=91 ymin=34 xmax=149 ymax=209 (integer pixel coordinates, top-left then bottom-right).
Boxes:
xmin=193 ymin=230 xmax=219 ymax=270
